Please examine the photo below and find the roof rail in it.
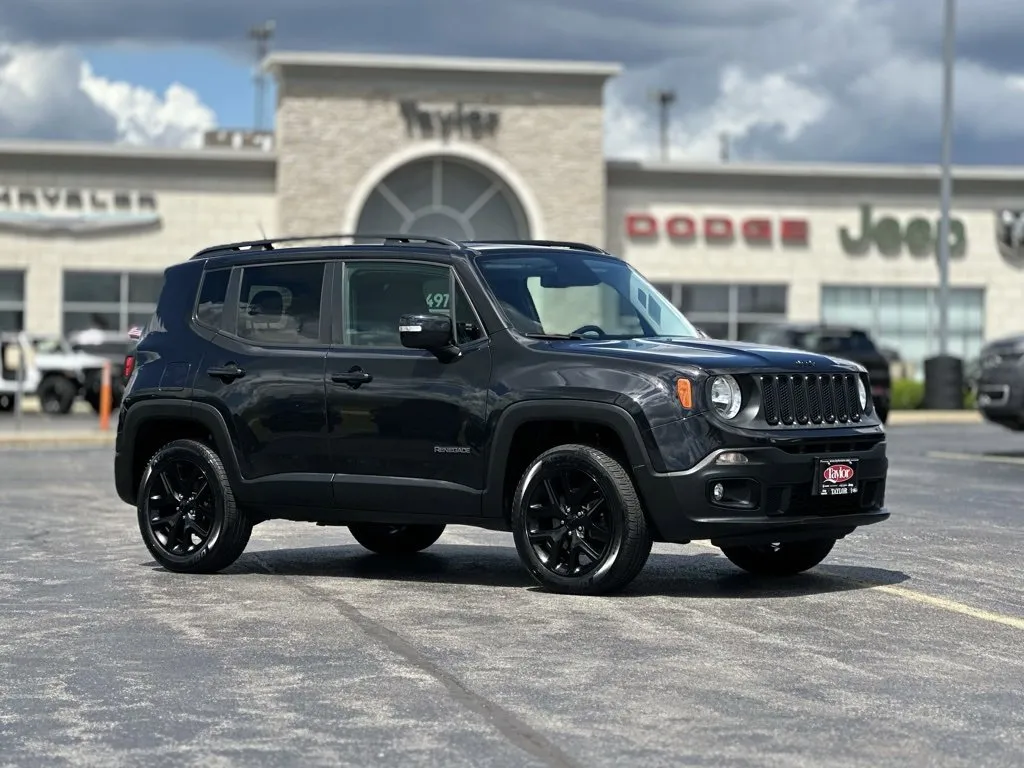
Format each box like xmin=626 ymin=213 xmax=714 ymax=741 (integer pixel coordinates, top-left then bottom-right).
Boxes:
xmin=190 ymin=232 xmax=462 ymax=260
xmin=463 ymin=239 xmax=609 ymax=254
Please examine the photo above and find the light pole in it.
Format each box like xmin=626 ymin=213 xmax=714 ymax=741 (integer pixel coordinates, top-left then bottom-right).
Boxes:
xmin=249 ymin=20 xmax=276 ymax=130
xmin=937 ymin=0 xmax=956 ymax=356
xmin=651 ymin=89 xmax=676 ymax=162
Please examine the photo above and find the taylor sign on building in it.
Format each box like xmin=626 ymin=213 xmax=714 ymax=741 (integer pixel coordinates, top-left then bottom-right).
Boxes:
xmin=0 ymin=186 xmax=160 ymax=235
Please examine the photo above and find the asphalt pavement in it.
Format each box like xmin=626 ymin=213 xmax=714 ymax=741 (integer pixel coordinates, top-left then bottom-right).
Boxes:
xmin=1 ymin=422 xmax=1022 ymax=767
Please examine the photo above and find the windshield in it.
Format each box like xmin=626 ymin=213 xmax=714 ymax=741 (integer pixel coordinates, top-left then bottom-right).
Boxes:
xmin=31 ymin=337 xmax=69 ymax=354
xmin=473 ymin=251 xmax=699 ymax=339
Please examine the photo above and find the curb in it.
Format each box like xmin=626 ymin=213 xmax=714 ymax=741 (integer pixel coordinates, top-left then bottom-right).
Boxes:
xmin=0 ymin=432 xmax=115 ymax=447
xmin=14 ymin=396 xmax=95 ymax=416
xmin=887 ymin=410 xmax=982 ymax=425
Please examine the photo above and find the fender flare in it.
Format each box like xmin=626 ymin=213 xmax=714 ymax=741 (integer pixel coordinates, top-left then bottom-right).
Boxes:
xmin=482 ymin=399 xmax=654 ymax=519
xmin=118 ymin=399 xmax=245 ymax=500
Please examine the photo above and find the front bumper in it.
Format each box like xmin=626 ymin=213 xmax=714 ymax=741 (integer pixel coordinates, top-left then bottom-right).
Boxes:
xmin=976 ymin=368 xmax=1024 ymax=426
xmin=634 ymin=439 xmax=888 ymax=546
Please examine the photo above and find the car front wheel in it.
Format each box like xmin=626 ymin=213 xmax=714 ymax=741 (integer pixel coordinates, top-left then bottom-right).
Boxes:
xmin=137 ymin=438 xmax=252 ymax=573
xmin=720 ymin=537 xmax=836 ymax=577
xmin=511 ymin=444 xmax=653 ymax=596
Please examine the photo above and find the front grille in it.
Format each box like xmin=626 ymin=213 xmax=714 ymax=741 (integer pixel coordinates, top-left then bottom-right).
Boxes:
xmin=760 ymin=373 xmax=864 ymax=426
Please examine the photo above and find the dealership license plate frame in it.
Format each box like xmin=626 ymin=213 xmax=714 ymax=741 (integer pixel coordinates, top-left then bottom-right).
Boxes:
xmin=812 ymin=456 xmax=859 ymax=497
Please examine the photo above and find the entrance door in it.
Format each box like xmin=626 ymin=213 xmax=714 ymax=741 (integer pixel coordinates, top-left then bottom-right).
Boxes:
xmin=325 ymin=258 xmax=492 ymax=518
xmin=192 ymin=259 xmax=332 ymax=508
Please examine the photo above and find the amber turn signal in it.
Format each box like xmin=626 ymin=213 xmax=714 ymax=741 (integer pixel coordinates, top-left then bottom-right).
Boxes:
xmin=676 ymin=377 xmax=693 ymax=409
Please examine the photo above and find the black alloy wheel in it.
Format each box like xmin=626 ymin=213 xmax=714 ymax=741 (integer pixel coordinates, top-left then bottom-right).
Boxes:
xmin=347 ymin=522 xmax=446 ymax=555
xmin=511 ymin=444 xmax=652 ymax=595
xmin=719 ymin=537 xmax=837 ymax=577
xmin=137 ymin=439 xmax=251 ymax=573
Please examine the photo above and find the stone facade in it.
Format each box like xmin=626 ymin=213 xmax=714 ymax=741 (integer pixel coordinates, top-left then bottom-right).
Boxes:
xmin=269 ymin=53 xmax=618 ymax=249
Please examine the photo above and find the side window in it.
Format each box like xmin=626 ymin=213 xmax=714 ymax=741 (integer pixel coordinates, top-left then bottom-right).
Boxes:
xmin=236 ymin=261 xmax=325 ymax=345
xmin=345 ymin=262 xmax=484 ymax=347
xmin=195 ymin=268 xmax=231 ymax=329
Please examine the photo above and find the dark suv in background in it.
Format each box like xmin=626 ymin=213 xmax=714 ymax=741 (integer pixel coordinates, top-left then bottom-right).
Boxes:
xmin=115 ymin=234 xmax=889 ymax=595
xmin=975 ymin=333 xmax=1024 ymax=431
xmin=752 ymin=324 xmax=892 ymax=424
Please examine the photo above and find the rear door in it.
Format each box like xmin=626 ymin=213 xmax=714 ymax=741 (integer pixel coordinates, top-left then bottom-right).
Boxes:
xmin=324 ymin=257 xmax=492 ymax=518
xmin=190 ymin=258 xmax=333 ymax=508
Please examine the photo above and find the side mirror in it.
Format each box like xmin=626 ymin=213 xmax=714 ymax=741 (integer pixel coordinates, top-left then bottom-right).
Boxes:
xmin=399 ymin=313 xmax=461 ymax=362
xmin=695 ymin=327 xmax=711 ymax=339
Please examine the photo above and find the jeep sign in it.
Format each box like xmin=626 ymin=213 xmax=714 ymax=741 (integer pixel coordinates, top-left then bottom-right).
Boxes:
xmin=839 ymin=203 xmax=967 ymax=258
xmin=625 ymin=213 xmax=809 ymax=245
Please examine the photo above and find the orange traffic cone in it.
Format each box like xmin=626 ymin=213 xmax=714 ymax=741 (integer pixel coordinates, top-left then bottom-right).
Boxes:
xmin=99 ymin=360 xmax=112 ymax=431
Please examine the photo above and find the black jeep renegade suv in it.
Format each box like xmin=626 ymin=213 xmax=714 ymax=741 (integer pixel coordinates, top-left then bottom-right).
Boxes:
xmin=114 ymin=234 xmax=889 ymax=595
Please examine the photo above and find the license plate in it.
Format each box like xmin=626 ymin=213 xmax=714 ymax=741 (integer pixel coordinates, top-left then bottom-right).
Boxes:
xmin=813 ymin=457 xmax=859 ymax=496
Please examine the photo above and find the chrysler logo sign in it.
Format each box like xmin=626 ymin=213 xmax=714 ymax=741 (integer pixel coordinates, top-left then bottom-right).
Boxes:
xmin=0 ymin=187 xmax=161 ymax=236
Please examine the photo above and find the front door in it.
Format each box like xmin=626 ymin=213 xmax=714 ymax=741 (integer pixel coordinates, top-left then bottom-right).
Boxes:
xmin=326 ymin=258 xmax=492 ymax=518
xmin=191 ymin=259 xmax=332 ymax=508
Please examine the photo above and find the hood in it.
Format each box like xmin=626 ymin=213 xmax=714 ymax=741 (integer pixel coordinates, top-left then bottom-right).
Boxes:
xmin=542 ymin=336 xmax=865 ymax=373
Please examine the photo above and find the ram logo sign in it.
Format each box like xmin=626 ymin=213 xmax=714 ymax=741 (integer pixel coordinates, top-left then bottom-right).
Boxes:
xmin=995 ymin=209 xmax=1024 ymax=264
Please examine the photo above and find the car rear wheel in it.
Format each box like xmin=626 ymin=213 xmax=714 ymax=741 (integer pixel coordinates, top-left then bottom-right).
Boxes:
xmin=347 ymin=523 xmax=446 ymax=554
xmin=0 ymin=393 xmax=14 ymax=413
xmin=511 ymin=444 xmax=653 ymax=596
xmin=720 ymin=537 xmax=836 ymax=577
xmin=37 ymin=375 xmax=77 ymax=415
xmin=137 ymin=438 xmax=252 ymax=574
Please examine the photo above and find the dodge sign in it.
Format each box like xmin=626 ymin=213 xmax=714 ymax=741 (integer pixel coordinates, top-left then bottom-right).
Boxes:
xmin=625 ymin=213 xmax=809 ymax=246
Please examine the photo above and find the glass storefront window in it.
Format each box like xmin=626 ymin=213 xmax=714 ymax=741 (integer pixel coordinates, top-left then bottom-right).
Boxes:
xmin=0 ymin=271 xmax=25 ymax=332
xmin=821 ymin=285 xmax=986 ymax=379
xmin=656 ymin=283 xmax=789 ymax=340
xmin=62 ymin=270 xmax=162 ymax=335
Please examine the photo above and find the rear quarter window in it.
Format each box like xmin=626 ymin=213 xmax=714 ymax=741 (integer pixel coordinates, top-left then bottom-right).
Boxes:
xmin=195 ymin=268 xmax=231 ymax=329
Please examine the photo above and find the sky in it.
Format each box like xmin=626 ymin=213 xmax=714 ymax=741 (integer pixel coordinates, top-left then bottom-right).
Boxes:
xmin=1 ymin=0 xmax=1023 ymax=165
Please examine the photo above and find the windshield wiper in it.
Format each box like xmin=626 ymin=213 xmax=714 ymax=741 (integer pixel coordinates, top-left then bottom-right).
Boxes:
xmin=523 ymin=332 xmax=585 ymax=340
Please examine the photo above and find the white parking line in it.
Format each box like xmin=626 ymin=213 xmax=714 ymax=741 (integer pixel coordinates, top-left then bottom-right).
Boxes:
xmin=689 ymin=541 xmax=1024 ymax=631
xmin=927 ymin=450 xmax=1024 ymax=466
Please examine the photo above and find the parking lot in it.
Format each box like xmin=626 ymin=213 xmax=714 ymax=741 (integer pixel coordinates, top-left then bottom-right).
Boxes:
xmin=1 ymin=421 xmax=1022 ymax=768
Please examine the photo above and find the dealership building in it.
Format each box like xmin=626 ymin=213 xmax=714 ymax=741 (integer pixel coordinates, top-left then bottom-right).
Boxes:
xmin=1 ymin=49 xmax=1022 ymax=375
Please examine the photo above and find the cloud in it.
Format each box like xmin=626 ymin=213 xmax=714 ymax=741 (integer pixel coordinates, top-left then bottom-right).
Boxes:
xmin=0 ymin=1 xmax=1022 ymax=162
xmin=0 ymin=44 xmax=216 ymax=147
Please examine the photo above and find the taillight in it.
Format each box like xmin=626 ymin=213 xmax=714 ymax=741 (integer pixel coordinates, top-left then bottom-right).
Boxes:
xmin=123 ymin=355 xmax=135 ymax=379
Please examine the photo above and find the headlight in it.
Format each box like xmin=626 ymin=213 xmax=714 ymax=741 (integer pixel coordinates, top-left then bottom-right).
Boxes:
xmin=856 ymin=376 xmax=868 ymax=410
xmin=710 ymin=375 xmax=742 ymax=419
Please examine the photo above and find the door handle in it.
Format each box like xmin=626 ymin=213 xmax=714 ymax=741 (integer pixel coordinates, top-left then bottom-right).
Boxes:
xmin=331 ymin=368 xmax=373 ymax=388
xmin=206 ymin=363 xmax=246 ymax=381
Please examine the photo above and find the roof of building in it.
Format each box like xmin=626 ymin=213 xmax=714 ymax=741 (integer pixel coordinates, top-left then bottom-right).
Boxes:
xmin=263 ymin=50 xmax=623 ymax=79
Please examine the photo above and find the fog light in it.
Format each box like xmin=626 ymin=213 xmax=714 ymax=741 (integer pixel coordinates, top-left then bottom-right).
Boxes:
xmin=716 ymin=451 xmax=748 ymax=465
xmin=712 ymin=483 xmax=725 ymax=501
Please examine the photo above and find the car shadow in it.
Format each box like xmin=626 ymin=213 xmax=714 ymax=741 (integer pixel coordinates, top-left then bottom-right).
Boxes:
xmin=143 ymin=543 xmax=910 ymax=599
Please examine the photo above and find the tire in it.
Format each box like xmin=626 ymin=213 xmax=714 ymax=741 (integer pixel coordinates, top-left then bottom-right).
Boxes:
xmin=85 ymin=376 xmax=124 ymax=414
xmin=137 ymin=438 xmax=252 ymax=574
xmin=37 ymin=375 xmax=77 ymax=415
xmin=511 ymin=443 xmax=653 ymax=596
xmin=348 ymin=523 xmax=446 ymax=555
xmin=0 ymin=393 xmax=14 ymax=413
xmin=720 ymin=537 xmax=837 ymax=577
